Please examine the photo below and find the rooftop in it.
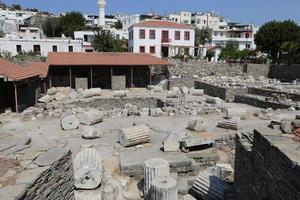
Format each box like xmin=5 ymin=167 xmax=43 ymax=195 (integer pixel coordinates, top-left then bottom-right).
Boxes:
xmin=47 ymin=52 xmax=173 ymax=67
xmin=132 ymin=20 xmax=194 ymax=29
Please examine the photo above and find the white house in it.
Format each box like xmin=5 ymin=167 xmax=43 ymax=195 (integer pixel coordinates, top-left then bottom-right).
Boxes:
xmin=168 ymin=11 xmax=192 ymax=25
xmin=210 ymin=23 xmax=258 ymax=50
xmin=120 ymin=14 xmax=140 ymax=31
xmin=0 ymin=9 xmax=37 ymax=24
xmin=191 ymin=12 xmax=227 ymax=30
xmin=0 ymin=27 xmax=83 ymax=56
xmin=128 ymin=20 xmax=195 ymax=58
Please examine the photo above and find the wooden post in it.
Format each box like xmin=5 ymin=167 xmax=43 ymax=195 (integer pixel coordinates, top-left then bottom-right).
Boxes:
xmin=69 ymin=67 xmax=72 ymax=88
xmin=130 ymin=66 xmax=133 ymax=88
xmin=90 ymin=67 xmax=93 ymax=88
xmin=43 ymin=80 xmax=47 ymax=94
xmin=149 ymin=66 xmax=152 ymax=85
xmin=49 ymin=76 xmax=52 ymax=88
xmin=110 ymin=67 xmax=113 ymax=89
xmin=13 ymin=82 xmax=19 ymax=113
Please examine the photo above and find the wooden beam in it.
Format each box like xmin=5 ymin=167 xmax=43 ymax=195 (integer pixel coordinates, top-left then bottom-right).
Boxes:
xmin=13 ymin=82 xmax=19 ymax=113
xmin=90 ymin=67 xmax=93 ymax=88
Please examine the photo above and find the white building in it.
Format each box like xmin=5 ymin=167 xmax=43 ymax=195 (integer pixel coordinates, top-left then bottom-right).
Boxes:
xmin=128 ymin=20 xmax=195 ymax=58
xmin=210 ymin=23 xmax=258 ymax=50
xmin=168 ymin=11 xmax=192 ymax=24
xmin=120 ymin=14 xmax=140 ymax=31
xmin=98 ymin=0 xmax=106 ymax=27
xmin=0 ymin=27 xmax=83 ymax=56
xmin=0 ymin=19 xmax=18 ymax=34
xmin=0 ymin=8 xmax=36 ymax=24
xmin=191 ymin=12 xmax=227 ymax=30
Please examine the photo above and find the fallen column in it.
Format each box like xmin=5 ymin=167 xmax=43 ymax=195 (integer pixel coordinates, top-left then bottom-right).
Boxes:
xmin=187 ymin=118 xmax=204 ymax=131
xmin=144 ymin=158 xmax=170 ymax=198
xmin=81 ymin=126 xmax=102 ymax=139
xmin=119 ymin=124 xmax=151 ymax=147
xmin=83 ymin=88 xmax=102 ymax=98
xmin=113 ymin=90 xmax=127 ymax=97
xmin=73 ymin=148 xmax=103 ymax=189
xmin=217 ymin=118 xmax=240 ymax=130
xmin=225 ymin=107 xmax=248 ymax=119
xmin=60 ymin=112 xmax=79 ymax=130
xmin=192 ymin=171 xmax=233 ymax=200
xmin=79 ymin=109 xmax=104 ymax=126
xmin=150 ymin=176 xmax=178 ymax=200
xmin=189 ymin=88 xmax=204 ymax=96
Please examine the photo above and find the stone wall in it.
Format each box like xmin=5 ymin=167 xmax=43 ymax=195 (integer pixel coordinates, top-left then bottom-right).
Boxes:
xmin=169 ymin=77 xmax=198 ymax=88
xmin=248 ymin=87 xmax=300 ymax=101
xmin=234 ymin=94 xmax=292 ymax=109
xmin=18 ymin=78 xmax=41 ymax=112
xmin=195 ymin=81 xmax=247 ymax=102
xmin=235 ymin=130 xmax=300 ymax=200
xmin=76 ymin=97 xmax=165 ymax=110
xmin=268 ymin=64 xmax=300 ymax=81
xmin=0 ymin=148 xmax=75 ymax=200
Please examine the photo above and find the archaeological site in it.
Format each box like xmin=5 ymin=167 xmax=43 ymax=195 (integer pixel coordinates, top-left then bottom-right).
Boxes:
xmin=0 ymin=55 xmax=299 ymax=200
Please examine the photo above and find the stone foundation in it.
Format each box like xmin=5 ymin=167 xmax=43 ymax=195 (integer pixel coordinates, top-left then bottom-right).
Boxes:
xmin=0 ymin=148 xmax=75 ymax=200
xmin=235 ymin=130 xmax=300 ymax=200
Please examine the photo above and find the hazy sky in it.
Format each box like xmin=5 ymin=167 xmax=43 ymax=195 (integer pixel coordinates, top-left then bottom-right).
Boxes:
xmin=3 ymin=0 xmax=300 ymax=25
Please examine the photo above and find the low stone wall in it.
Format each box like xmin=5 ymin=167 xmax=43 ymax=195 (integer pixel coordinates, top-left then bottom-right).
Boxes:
xmin=268 ymin=64 xmax=300 ymax=81
xmin=169 ymin=77 xmax=199 ymax=88
xmin=0 ymin=148 xmax=75 ymax=200
xmin=76 ymin=97 xmax=165 ymax=110
xmin=248 ymin=87 xmax=300 ymax=101
xmin=195 ymin=81 xmax=247 ymax=102
xmin=234 ymin=94 xmax=293 ymax=109
xmin=235 ymin=130 xmax=300 ymax=200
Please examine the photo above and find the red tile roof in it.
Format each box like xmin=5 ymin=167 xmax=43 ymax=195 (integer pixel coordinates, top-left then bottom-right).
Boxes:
xmin=0 ymin=59 xmax=40 ymax=81
xmin=133 ymin=20 xmax=194 ymax=29
xmin=26 ymin=62 xmax=49 ymax=78
xmin=47 ymin=52 xmax=173 ymax=67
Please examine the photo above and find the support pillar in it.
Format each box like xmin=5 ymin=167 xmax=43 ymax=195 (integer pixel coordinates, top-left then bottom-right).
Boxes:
xmin=69 ymin=67 xmax=72 ymax=88
xmin=13 ymin=82 xmax=19 ymax=113
xmin=149 ymin=66 xmax=152 ymax=85
xmin=90 ymin=67 xmax=93 ymax=88
xmin=130 ymin=66 xmax=133 ymax=88
xmin=43 ymin=81 xmax=47 ymax=94
xmin=110 ymin=67 xmax=113 ymax=89
xmin=49 ymin=76 xmax=52 ymax=88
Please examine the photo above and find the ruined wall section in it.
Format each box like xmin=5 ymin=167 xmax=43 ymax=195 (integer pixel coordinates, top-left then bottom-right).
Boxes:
xmin=235 ymin=130 xmax=300 ymax=200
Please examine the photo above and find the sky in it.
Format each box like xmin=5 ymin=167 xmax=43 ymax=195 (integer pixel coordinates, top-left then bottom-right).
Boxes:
xmin=3 ymin=0 xmax=300 ymax=25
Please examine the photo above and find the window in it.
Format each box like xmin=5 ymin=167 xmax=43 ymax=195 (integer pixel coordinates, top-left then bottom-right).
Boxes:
xmin=16 ymin=45 xmax=22 ymax=53
xmin=184 ymin=31 xmax=190 ymax=40
xmin=52 ymin=45 xmax=57 ymax=52
xmin=149 ymin=30 xmax=156 ymax=39
xmin=246 ymin=44 xmax=251 ymax=49
xmin=139 ymin=46 xmax=145 ymax=53
xmin=150 ymin=46 xmax=155 ymax=54
xmin=68 ymin=46 xmax=73 ymax=52
xmin=139 ymin=29 xmax=145 ymax=39
xmin=203 ymin=20 xmax=206 ymax=24
xmin=175 ymin=31 xmax=181 ymax=40
xmin=214 ymin=32 xmax=217 ymax=36
xmin=33 ymin=45 xmax=41 ymax=54
xmin=221 ymin=32 xmax=223 ymax=37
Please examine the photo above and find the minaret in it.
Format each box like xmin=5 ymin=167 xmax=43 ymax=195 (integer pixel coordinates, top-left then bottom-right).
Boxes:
xmin=97 ymin=0 xmax=106 ymax=27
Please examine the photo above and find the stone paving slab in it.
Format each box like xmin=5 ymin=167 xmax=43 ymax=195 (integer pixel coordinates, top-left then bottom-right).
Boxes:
xmin=34 ymin=147 xmax=70 ymax=167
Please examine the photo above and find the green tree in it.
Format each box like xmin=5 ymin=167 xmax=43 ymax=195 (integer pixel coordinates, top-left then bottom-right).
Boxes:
xmin=255 ymin=20 xmax=300 ymax=63
xmin=43 ymin=16 xmax=62 ymax=37
xmin=92 ymin=29 xmax=127 ymax=52
xmin=11 ymin=4 xmax=21 ymax=10
xmin=60 ymin=12 xmax=85 ymax=38
xmin=195 ymin=28 xmax=212 ymax=46
xmin=224 ymin=40 xmax=239 ymax=51
xmin=113 ymin=20 xmax=123 ymax=30
xmin=0 ymin=30 xmax=5 ymax=38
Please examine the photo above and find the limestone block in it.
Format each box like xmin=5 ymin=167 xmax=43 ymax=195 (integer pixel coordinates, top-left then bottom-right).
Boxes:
xmin=47 ymin=87 xmax=58 ymax=95
xmin=82 ymin=126 xmax=102 ymax=139
xmin=79 ymin=109 xmax=104 ymax=126
xmin=83 ymin=88 xmax=102 ymax=98
xmin=189 ymin=88 xmax=204 ymax=96
xmin=183 ymin=194 xmax=196 ymax=200
xmin=119 ymin=124 xmax=151 ymax=147
xmin=34 ymin=147 xmax=70 ymax=167
xmin=280 ymin=120 xmax=292 ymax=134
xmin=153 ymin=86 xmax=163 ymax=92
xmin=60 ymin=112 xmax=79 ymax=130
xmin=69 ymin=91 xmax=78 ymax=100
xmin=187 ymin=118 xmax=204 ymax=131
xmin=180 ymin=87 xmax=189 ymax=94
xmin=144 ymin=158 xmax=170 ymax=198
xmin=149 ymin=176 xmax=178 ymax=200
xmin=172 ymin=87 xmax=181 ymax=93
xmin=163 ymin=134 xmax=179 ymax=152
xmin=167 ymin=91 xmax=180 ymax=98
xmin=55 ymin=92 xmax=67 ymax=101
xmin=292 ymin=119 xmax=300 ymax=128
xmin=225 ymin=107 xmax=248 ymax=119
xmin=217 ymin=118 xmax=240 ymax=130
xmin=206 ymin=163 xmax=233 ymax=180
xmin=113 ymin=90 xmax=127 ymax=97
xmin=38 ymin=95 xmax=52 ymax=103
xmin=74 ymin=148 xmax=103 ymax=189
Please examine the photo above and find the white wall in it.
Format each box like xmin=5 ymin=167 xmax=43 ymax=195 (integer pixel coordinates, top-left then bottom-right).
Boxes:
xmin=129 ymin=26 xmax=195 ymax=58
xmin=0 ymin=38 xmax=83 ymax=56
